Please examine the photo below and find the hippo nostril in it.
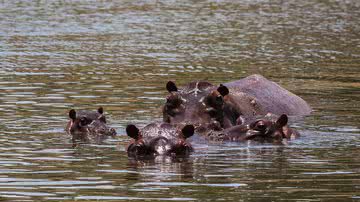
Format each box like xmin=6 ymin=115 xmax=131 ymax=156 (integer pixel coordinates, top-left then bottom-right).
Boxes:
xmin=109 ymin=128 xmax=117 ymax=136
xmin=151 ymin=138 xmax=172 ymax=155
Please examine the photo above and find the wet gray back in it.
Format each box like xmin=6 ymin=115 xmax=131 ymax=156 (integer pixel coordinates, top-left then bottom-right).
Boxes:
xmin=224 ymin=74 xmax=311 ymax=116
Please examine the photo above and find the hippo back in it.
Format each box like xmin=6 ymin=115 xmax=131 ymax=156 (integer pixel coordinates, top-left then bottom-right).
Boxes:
xmin=224 ymin=74 xmax=311 ymax=116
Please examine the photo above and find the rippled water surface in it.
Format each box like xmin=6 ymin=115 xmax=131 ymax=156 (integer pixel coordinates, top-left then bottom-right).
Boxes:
xmin=0 ymin=0 xmax=359 ymax=201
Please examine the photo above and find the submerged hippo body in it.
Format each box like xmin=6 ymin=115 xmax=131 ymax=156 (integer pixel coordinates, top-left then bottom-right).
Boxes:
xmin=65 ymin=107 xmax=116 ymax=145
xmin=126 ymin=122 xmax=194 ymax=158
xmin=162 ymin=74 xmax=311 ymax=133
xmin=208 ymin=114 xmax=300 ymax=142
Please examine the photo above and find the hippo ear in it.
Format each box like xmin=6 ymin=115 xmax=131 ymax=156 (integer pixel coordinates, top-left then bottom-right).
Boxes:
xmin=126 ymin=124 xmax=140 ymax=140
xmin=69 ymin=109 xmax=76 ymax=120
xmin=182 ymin=125 xmax=195 ymax=139
xmin=97 ymin=107 xmax=104 ymax=114
xmin=217 ymin=84 xmax=229 ymax=97
xmin=276 ymin=114 xmax=288 ymax=127
xmin=166 ymin=81 xmax=178 ymax=92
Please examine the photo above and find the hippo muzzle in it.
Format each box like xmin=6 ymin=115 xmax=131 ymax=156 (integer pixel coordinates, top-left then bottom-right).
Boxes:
xmin=126 ymin=123 xmax=194 ymax=157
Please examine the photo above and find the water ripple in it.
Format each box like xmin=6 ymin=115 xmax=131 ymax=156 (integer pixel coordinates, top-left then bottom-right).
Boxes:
xmin=0 ymin=0 xmax=359 ymax=201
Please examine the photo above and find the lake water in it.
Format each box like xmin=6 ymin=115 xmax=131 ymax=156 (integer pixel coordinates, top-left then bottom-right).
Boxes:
xmin=0 ymin=0 xmax=359 ymax=201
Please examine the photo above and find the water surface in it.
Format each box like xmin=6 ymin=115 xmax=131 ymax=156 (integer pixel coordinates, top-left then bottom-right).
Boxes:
xmin=0 ymin=0 xmax=359 ymax=201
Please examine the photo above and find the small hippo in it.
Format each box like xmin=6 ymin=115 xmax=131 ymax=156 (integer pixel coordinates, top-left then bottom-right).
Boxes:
xmin=208 ymin=114 xmax=300 ymax=142
xmin=65 ymin=107 xmax=117 ymax=145
xmin=162 ymin=74 xmax=311 ymax=132
xmin=126 ymin=122 xmax=195 ymax=157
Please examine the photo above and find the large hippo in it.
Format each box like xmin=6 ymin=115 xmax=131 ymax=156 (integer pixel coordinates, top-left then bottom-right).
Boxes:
xmin=65 ymin=107 xmax=117 ymax=145
xmin=162 ymin=74 xmax=311 ymax=132
xmin=126 ymin=122 xmax=194 ymax=158
xmin=207 ymin=114 xmax=300 ymax=142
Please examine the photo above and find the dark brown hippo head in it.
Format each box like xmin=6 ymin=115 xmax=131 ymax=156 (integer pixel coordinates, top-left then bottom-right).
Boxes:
xmin=247 ymin=114 xmax=297 ymax=140
xmin=66 ymin=107 xmax=117 ymax=144
xmin=208 ymin=114 xmax=300 ymax=142
xmin=162 ymin=81 xmax=241 ymax=133
xmin=126 ymin=122 xmax=194 ymax=157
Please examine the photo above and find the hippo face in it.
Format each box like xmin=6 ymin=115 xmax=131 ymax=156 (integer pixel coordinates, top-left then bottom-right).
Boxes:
xmin=208 ymin=114 xmax=299 ymax=142
xmin=163 ymin=81 xmax=238 ymax=132
xmin=126 ymin=123 xmax=194 ymax=157
xmin=246 ymin=114 xmax=298 ymax=140
xmin=66 ymin=107 xmax=116 ymax=143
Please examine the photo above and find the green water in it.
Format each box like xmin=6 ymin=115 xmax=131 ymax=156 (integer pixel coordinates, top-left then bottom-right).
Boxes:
xmin=0 ymin=0 xmax=359 ymax=201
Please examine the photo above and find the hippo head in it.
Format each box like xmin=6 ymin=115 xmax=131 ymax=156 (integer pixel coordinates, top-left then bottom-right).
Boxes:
xmin=126 ymin=123 xmax=194 ymax=157
xmin=163 ymin=81 xmax=239 ymax=132
xmin=246 ymin=114 xmax=296 ymax=140
xmin=208 ymin=114 xmax=299 ymax=142
xmin=66 ymin=107 xmax=117 ymax=142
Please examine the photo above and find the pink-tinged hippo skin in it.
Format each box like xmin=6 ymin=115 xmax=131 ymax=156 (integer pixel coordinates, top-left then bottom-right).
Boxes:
xmin=65 ymin=107 xmax=116 ymax=146
xmin=126 ymin=122 xmax=194 ymax=158
xmin=162 ymin=74 xmax=311 ymax=133
xmin=207 ymin=114 xmax=300 ymax=143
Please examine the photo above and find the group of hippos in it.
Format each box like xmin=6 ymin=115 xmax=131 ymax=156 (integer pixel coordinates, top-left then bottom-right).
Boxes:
xmin=66 ymin=74 xmax=311 ymax=158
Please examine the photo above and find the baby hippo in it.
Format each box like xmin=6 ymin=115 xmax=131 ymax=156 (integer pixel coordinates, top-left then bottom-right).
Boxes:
xmin=126 ymin=122 xmax=195 ymax=157
xmin=66 ymin=107 xmax=117 ymax=145
xmin=208 ymin=114 xmax=299 ymax=142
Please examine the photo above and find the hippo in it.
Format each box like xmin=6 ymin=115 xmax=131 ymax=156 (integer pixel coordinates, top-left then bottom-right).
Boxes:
xmin=126 ymin=122 xmax=195 ymax=158
xmin=207 ymin=114 xmax=300 ymax=142
xmin=65 ymin=107 xmax=117 ymax=145
xmin=162 ymin=74 xmax=311 ymax=133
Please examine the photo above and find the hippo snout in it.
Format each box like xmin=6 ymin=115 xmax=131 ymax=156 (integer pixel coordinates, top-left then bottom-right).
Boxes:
xmin=150 ymin=137 xmax=174 ymax=155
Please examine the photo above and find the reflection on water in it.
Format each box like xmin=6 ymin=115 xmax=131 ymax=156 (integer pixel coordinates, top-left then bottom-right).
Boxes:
xmin=0 ymin=0 xmax=359 ymax=201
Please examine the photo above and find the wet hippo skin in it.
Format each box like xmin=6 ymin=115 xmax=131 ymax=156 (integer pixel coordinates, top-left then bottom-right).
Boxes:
xmin=65 ymin=107 xmax=116 ymax=146
xmin=162 ymin=74 xmax=311 ymax=132
xmin=207 ymin=114 xmax=300 ymax=143
xmin=223 ymin=74 xmax=312 ymax=116
xmin=126 ymin=122 xmax=194 ymax=157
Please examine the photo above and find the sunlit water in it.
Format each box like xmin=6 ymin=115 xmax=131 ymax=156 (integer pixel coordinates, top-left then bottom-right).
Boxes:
xmin=0 ymin=0 xmax=359 ymax=201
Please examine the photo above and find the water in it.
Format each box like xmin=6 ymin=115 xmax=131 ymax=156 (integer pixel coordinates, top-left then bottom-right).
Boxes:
xmin=0 ymin=0 xmax=359 ymax=201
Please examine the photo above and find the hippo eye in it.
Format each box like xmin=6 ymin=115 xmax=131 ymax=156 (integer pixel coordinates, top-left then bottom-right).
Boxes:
xmin=166 ymin=96 xmax=182 ymax=108
xmin=128 ymin=143 xmax=146 ymax=156
xmin=165 ymin=96 xmax=183 ymax=117
xmin=215 ymin=95 xmax=223 ymax=105
xmin=254 ymin=121 xmax=267 ymax=131
xmin=205 ymin=95 xmax=223 ymax=109
xmin=207 ymin=108 xmax=217 ymax=117
xmin=98 ymin=116 xmax=106 ymax=123
xmin=134 ymin=144 xmax=150 ymax=156
xmin=80 ymin=117 xmax=90 ymax=126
